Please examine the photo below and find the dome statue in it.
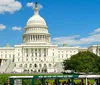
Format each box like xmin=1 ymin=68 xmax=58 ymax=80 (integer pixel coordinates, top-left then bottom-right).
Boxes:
xmin=26 ymin=2 xmax=47 ymax=27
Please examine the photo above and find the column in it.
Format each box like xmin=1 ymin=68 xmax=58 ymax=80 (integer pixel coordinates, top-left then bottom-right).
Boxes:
xmin=44 ymin=35 xmax=46 ymax=41
xmin=33 ymin=35 xmax=34 ymax=41
xmin=22 ymin=48 xmax=24 ymax=62
xmin=45 ymin=35 xmax=46 ymax=42
xmin=29 ymin=35 xmax=30 ymax=41
xmin=38 ymin=35 xmax=39 ymax=41
xmin=33 ymin=48 xmax=35 ymax=57
xmin=32 ymin=35 xmax=33 ymax=41
xmin=27 ymin=35 xmax=28 ymax=42
xmin=46 ymin=48 xmax=48 ymax=56
xmin=39 ymin=35 xmax=40 ymax=41
xmin=36 ymin=35 xmax=37 ymax=41
xmin=37 ymin=48 xmax=39 ymax=57
xmin=24 ymin=48 xmax=26 ymax=57
xmin=30 ymin=48 xmax=31 ymax=57
xmin=28 ymin=48 xmax=30 ymax=57
xmin=41 ymin=35 xmax=42 ymax=41
xmin=29 ymin=35 xmax=31 ymax=41
xmin=28 ymin=35 xmax=30 ymax=41
xmin=31 ymin=35 xmax=32 ymax=41
xmin=30 ymin=35 xmax=31 ymax=41
xmin=41 ymin=48 xmax=43 ymax=57
xmin=47 ymin=35 xmax=48 ymax=42
xmin=43 ymin=35 xmax=44 ymax=41
xmin=37 ymin=35 xmax=38 ymax=41
xmin=25 ymin=36 xmax=27 ymax=42
xmin=34 ymin=35 xmax=36 ymax=41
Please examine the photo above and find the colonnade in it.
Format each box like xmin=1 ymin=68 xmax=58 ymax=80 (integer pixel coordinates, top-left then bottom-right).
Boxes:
xmin=23 ymin=34 xmax=50 ymax=43
xmin=23 ymin=48 xmax=48 ymax=57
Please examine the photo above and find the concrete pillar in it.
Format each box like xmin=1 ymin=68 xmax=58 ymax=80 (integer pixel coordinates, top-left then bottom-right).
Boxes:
xmin=29 ymin=35 xmax=31 ymax=41
xmin=41 ymin=35 xmax=42 ymax=41
xmin=35 ymin=35 xmax=36 ymax=41
xmin=24 ymin=48 xmax=26 ymax=57
xmin=32 ymin=35 xmax=33 ymax=41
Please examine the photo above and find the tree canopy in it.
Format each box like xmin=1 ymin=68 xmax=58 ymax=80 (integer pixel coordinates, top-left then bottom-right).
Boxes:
xmin=63 ymin=51 xmax=100 ymax=73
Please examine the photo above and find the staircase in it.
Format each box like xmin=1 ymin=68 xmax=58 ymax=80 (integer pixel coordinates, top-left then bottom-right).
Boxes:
xmin=0 ymin=59 xmax=10 ymax=73
xmin=0 ymin=59 xmax=15 ymax=73
xmin=5 ymin=62 xmax=15 ymax=73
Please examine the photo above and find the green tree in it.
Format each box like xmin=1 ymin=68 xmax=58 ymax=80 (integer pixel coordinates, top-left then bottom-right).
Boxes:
xmin=63 ymin=51 xmax=100 ymax=73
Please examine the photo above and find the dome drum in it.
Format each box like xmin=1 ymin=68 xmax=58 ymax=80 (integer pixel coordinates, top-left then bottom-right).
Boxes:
xmin=23 ymin=34 xmax=50 ymax=43
xmin=24 ymin=28 xmax=49 ymax=34
xmin=25 ymin=25 xmax=48 ymax=29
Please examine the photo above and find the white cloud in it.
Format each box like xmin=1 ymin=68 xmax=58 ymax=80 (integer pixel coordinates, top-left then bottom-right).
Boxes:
xmin=90 ymin=28 xmax=100 ymax=35
xmin=27 ymin=2 xmax=35 ymax=7
xmin=0 ymin=24 xmax=6 ymax=30
xmin=26 ymin=2 xmax=43 ymax=9
xmin=53 ymin=35 xmax=80 ymax=41
xmin=12 ymin=26 xmax=22 ymax=31
xmin=0 ymin=0 xmax=22 ymax=14
xmin=52 ymin=28 xmax=100 ymax=46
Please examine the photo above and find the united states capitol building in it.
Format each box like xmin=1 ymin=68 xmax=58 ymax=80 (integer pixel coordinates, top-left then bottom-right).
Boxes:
xmin=0 ymin=3 xmax=99 ymax=73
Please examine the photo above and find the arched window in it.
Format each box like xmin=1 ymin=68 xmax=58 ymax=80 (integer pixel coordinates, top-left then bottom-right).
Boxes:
xmin=20 ymin=64 xmax=22 ymax=67
xmin=25 ymin=64 xmax=27 ymax=68
xmin=34 ymin=64 xmax=37 ymax=67
xmin=49 ymin=64 xmax=51 ymax=67
xmin=39 ymin=64 xmax=42 ymax=67
xmin=30 ymin=64 xmax=32 ymax=68
xmin=15 ymin=64 xmax=16 ymax=67
xmin=38 ymin=69 xmax=40 ymax=72
xmin=44 ymin=64 xmax=47 ymax=67
xmin=34 ymin=69 xmax=37 ymax=72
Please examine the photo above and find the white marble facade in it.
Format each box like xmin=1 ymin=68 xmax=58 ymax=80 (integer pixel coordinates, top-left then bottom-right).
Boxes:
xmin=0 ymin=3 xmax=99 ymax=73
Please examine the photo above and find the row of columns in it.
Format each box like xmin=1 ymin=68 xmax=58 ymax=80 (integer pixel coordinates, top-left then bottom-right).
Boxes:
xmin=23 ymin=34 xmax=50 ymax=43
xmin=23 ymin=48 xmax=48 ymax=57
xmin=96 ymin=47 xmax=100 ymax=56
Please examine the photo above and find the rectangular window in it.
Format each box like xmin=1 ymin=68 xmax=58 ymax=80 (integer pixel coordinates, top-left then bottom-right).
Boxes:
xmin=66 ymin=54 xmax=68 ymax=57
xmin=35 ymin=49 xmax=37 ymax=57
xmin=58 ymin=54 xmax=60 ymax=57
xmin=52 ymin=53 xmax=54 ymax=56
xmin=44 ymin=58 xmax=46 ymax=61
xmin=18 ymin=53 xmax=20 ymax=56
xmin=5 ymin=54 xmax=7 ymax=58
xmin=9 ymin=54 xmax=11 ymax=58
xmin=18 ymin=58 xmax=19 ymax=61
xmin=62 ymin=54 xmax=63 ymax=58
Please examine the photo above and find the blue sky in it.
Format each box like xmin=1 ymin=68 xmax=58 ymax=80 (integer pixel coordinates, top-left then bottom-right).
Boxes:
xmin=0 ymin=0 xmax=100 ymax=47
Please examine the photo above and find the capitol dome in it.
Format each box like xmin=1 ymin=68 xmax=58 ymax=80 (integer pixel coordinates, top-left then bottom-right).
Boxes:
xmin=23 ymin=2 xmax=50 ymax=44
xmin=26 ymin=4 xmax=47 ymax=27
xmin=27 ymin=13 xmax=47 ymax=26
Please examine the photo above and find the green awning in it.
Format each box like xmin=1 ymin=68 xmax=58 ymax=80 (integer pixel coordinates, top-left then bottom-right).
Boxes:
xmin=33 ymin=75 xmax=79 ymax=79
